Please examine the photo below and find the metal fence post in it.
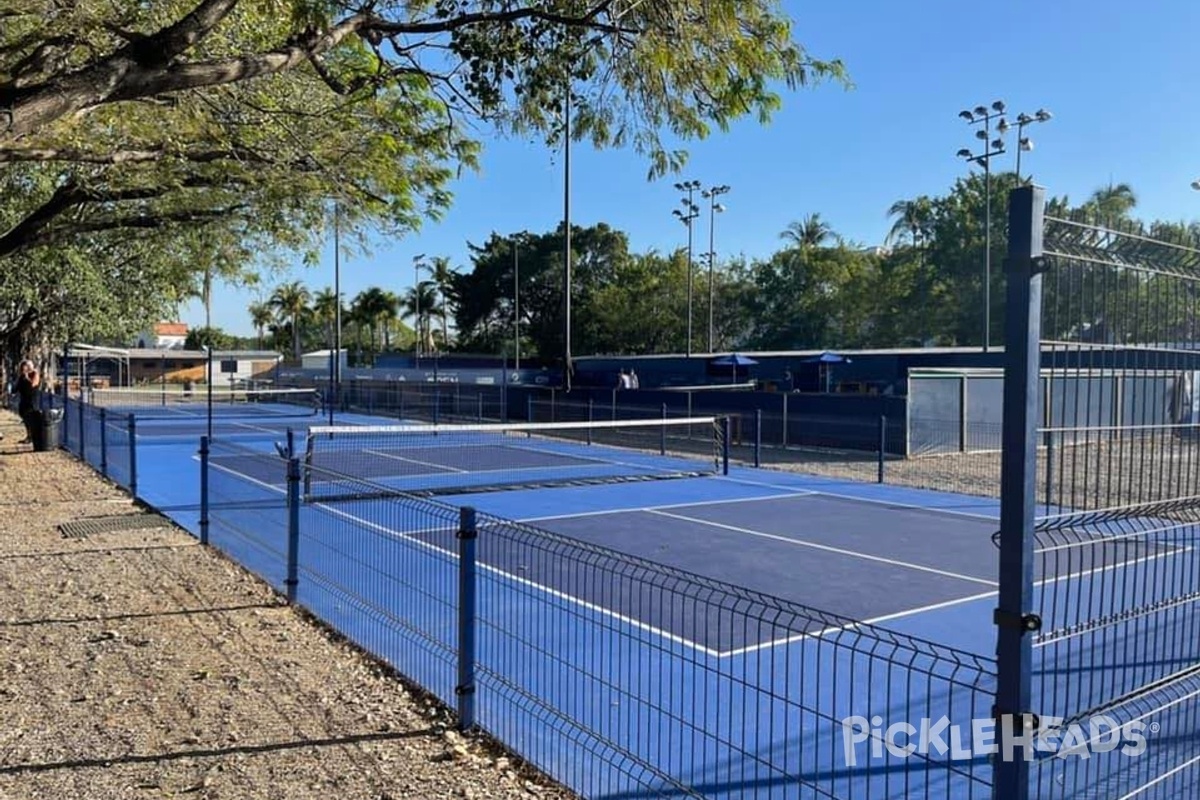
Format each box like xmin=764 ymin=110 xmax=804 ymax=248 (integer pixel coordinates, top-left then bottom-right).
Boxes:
xmin=199 ymin=436 xmax=210 ymax=545
xmin=1043 ymin=430 xmax=1054 ymax=516
xmin=661 ymin=403 xmax=668 ymax=455
xmin=526 ymin=394 xmax=533 ymax=423
xmin=721 ymin=416 xmax=731 ymax=475
xmin=78 ymin=401 xmax=86 ymax=460
xmin=285 ymin=456 xmax=301 ymax=604
xmin=587 ymin=399 xmax=594 ymax=445
xmin=877 ymin=415 xmax=887 ymax=484
xmin=994 ymin=184 xmax=1046 ymax=798
xmin=754 ymin=409 xmax=762 ymax=468
xmin=477 ymin=394 xmax=484 ymax=423
xmin=128 ymin=415 xmax=138 ymax=499
xmin=456 ymin=506 xmax=478 ymax=731
xmin=99 ymin=408 xmax=108 ymax=478
xmin=782 ymin=392 xmax=789 ymax=448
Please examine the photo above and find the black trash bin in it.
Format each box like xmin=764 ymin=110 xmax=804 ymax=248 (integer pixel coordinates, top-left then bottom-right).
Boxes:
xmin=34 ymin=408 xmax=62 ymax=452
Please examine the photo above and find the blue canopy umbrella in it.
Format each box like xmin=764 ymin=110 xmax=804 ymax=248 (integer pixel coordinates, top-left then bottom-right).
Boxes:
xmin=710 ymin=354 xmax=758 ymax=384
xmin=801 ymin=352 xmax=850 ymax=392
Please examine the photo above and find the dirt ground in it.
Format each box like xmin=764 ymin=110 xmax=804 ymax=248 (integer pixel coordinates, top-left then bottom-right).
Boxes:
xmin=0 ymin=412 xmax=573 ymax=800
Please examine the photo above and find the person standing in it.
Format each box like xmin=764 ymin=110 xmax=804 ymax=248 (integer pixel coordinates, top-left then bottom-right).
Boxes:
xmin=15 ymin=359 xmax=40 ymax=445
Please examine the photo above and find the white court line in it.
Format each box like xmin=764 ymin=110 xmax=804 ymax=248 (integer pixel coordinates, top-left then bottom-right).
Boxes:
xmin=519 ymin=490 xmax=818 ymax=523
xmin=198 ymin=453 xmax=722 ymax=658
xmin=647 ymin=509 xmax=997 ymax=586
xmin=723 ymin=540 xmax=1195 ymax=659
xmin=363 ymin=447 xmax=469 ymax=474
xmin=717 ymin=474 xmax=1001 ymax=522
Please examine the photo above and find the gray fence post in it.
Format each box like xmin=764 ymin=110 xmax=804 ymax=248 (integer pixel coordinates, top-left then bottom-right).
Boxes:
xmin=720 ymin=417 xmax=731 ymax=475
xmin=878 ymin=415 xmax=887 ymax=484
xmin=128 ymin=415 xmax=138 ymax=499
xmin=99 ymin=408 xmax=108 ymax=478
xmin=661 ymin=403 xmax=668 ymax=455
xmin=782 ymin=392 xmax=789 ymax=448
xmin=285 ymin=456 xmax=301 ymax=604
xmin=1043 ymin=430 xmax=1054 ymax=516
xmin=456 ymin=506 xmax=478 ymax=731
xmin=78 ymin=402 xmax=86 ymax=460
xmin=199 ymin=436 xmax=210 ymax=545
xmin=754 ymin=409 xmax=762 ymax=468
xmin=994 ymin=184 xmax=1046 ymax=798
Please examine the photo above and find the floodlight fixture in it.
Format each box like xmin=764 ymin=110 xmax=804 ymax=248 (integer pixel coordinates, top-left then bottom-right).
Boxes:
xmin=974 ymin=105 xmax=988 ymax=117
xmin=992 ymin=100 xmax=1006 ymax=113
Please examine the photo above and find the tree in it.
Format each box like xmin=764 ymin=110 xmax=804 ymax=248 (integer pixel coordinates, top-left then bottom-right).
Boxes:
xmin=780 ymin=213 xmax=836 ymax=250
xmin=885 ymin=197 xmax=934 ymax=248
xmin=0 ymin=0 xmax=846 ymax=364
xmin=185 ymin=326 xmax=234 ymax=350
xmin=269 ymin=281 xmax=311 ymax=361
xmin=311 ymin=288 xmax=340 ymax=350
xmin=248 ymin=302 xmax=275 ymax=350
xmin=401 ymin=284 xmax=440 ymax=356
xmin=1082 ymin=182 xmax=1138 ymax=226
xmin=428 ymin=256 xmax=459 ymax=348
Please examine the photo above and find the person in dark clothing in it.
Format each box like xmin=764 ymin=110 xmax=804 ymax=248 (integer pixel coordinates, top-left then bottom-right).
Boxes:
xmin=14 ymin=359 xmax=40 ymax=445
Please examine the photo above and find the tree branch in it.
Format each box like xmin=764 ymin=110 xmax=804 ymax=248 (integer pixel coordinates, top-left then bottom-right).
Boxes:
xmin=0 ymin=143 xmax=310 ymax=166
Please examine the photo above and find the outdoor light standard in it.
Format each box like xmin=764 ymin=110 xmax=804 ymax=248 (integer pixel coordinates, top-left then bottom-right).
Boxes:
xmin=998 ymin=109 xmax=1052 ymax=184
xmin=958 ymin=100 xmax=1008 ymax=353
xmin=330 ymin=203 xmax=342 ymax=424
xmin=673 ymin=180 xmax=701 ymax=357
xmin=512 ymin=235 xmax=520 ymax=371
xmin=412 ymin=253 xmax=426 ymax=368
xmin=702 ymin=184 xmax=730 ymax=353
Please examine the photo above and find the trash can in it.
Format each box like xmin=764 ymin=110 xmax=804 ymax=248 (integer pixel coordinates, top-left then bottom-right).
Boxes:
xmin=34 ymin=408 xmax=62 ymax=452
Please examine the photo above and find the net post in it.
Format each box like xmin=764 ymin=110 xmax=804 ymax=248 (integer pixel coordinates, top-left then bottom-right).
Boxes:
xmin=877 ymin=415 xmax=887 ymax=484
xmin=721 ymin=416 xmax=731 ymax=475
xmin=199 ymin=435 xmax=210 ymax=546
xmin=128 ymin=415 xmax=138 ymax=500
xmin=456 ymin=506 xmax=478 ymax=731
xmin=286 ymin=428 xmax=295 ymax=460
xmin=285 ymin=456 xmax=301 ymax=604
xmin=99 ymin=407 xmax=108 ymax=478
xmin=661 ymin=403 xmax=668 ymax=456
xmin=753 ymin=409 xmax=762 ymax=467
xmin=994 ymin=184 xmax=1045 ymax=799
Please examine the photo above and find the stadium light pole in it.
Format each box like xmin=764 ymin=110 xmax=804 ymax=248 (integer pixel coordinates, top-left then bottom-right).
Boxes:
xmin=512 ymin=235 xmax=521 ymax=371
xmin=330 ymin=203 xmax=342 ymax=425
xmin=412 ymin=253 xmax=426 ymax=368
xmin=958 ymin=100 xmax=1008 ymax=353
xmin=702 ymin=184 xmax=730 ymax=352
xmin=998 ymin=109 xmax=1051 ymax=184
xmin=673 ymin=180 xmax=701 ymax=357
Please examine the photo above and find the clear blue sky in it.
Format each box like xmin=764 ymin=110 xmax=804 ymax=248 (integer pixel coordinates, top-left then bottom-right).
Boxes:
xmin=185 ymin=0 xmax=1200 ymax=337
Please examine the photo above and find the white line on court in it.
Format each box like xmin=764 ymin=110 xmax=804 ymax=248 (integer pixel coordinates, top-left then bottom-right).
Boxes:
xmin=722 ymin=538 xmax=1195 ymax=659
xmin=199 ymin=453 xmax=723 ymax=658
xmin=363 ymin=447 xmax=469 ymax=473
xmin=717 ymin=474 xmax=1001 ymax=522
xmin=647 ymin=508 xmax=997 ymax=586
xmin=518 ymin=490 xmax=818 ymax=523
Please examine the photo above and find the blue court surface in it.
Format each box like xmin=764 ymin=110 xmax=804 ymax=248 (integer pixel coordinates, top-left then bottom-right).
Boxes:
xmin=116 ymin=406 xmax=1190 ymax=799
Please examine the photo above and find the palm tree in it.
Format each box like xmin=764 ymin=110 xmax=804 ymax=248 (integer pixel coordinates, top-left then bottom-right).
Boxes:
xmin=885 ymin=197 xmax=934 ymax=248
xmin=379 ymin=290 xmax=401 ymax=351
xmin=401 ymin=284 xmax=439 ymax=355
xmin=780 ymin=213 xmax=835 ymax=249
xmin=352 ymin=287 xmax=392 ymax=353
xmin=247 ymin=301 xmax=274 ymax=350
xmin=269 ymin=281 xmax=311 ymax=361
xmin=1083 ymin=182 xmax=1137 ymax=226
xmin=428 ymin=256 xmax=459 ymax=347
xmin=312 ymin=287 xmax=340 ymax=350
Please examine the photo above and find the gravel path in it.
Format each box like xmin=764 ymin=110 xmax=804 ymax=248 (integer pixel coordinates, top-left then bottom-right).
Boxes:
xmin=0 ymin=412 xmax=573 ymax=800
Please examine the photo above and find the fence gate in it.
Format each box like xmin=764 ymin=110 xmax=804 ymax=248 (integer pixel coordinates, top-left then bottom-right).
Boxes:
xmin=997 ymin=185 xmax=1200 ymax=798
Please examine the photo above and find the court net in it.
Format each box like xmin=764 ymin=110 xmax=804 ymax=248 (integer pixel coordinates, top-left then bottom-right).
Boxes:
xmin=302 ymin=416 xmax=728 ymax=501
xmin=87 ymin=387 xmax=323 ymax=419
